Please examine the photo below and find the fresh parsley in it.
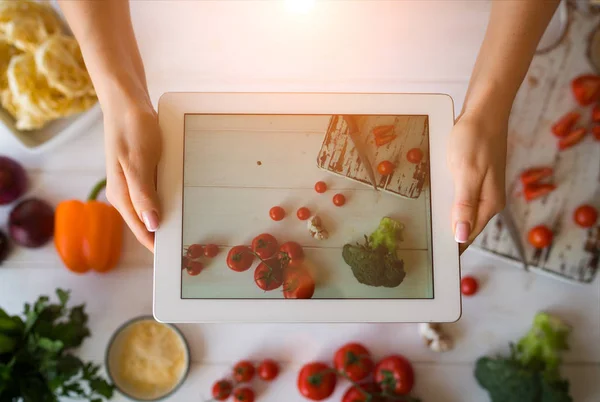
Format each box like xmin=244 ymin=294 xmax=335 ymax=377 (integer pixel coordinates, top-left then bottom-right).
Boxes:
xmin=0 ymin=289 xmax=114 ymax=402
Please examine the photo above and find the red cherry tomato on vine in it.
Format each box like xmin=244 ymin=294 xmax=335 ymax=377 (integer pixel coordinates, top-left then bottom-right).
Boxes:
xmin=212 ymin=380 xmax=233 ymax=401
xmin=226 ymin=246 xmax=255 ymax=272
xmin=258 ymin=359 xmax=279 ymax=381
xmin=297 ymin=362 xmax=337 ymax=401
xmin=186 ymin=261 xmax=203 ymax=276
xmin=233 ymin=387 xmax=255 ymax=402
xmin=333 ymin=343 xmax=373 ymax=382
xmin=233 ymin=360 xmax=255 ymax=383
xmin=254 ymin=260 xmax=284 ymax=291
xmin=186 ymin=244 xmax=203 ymax=258
xmin=204 ymin=244 xmax=219 ymax=258
xmin=374 ymin=355 xmax=414 ymax=395
xmin=252 ymin=233 xmax=279 ymax=259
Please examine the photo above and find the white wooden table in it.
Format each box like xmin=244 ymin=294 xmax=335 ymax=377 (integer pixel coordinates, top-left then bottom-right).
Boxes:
xmin=1 ymin=2 xmax=598 ymax=401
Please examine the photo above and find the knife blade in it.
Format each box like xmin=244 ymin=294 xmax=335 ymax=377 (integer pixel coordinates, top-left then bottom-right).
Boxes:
xmin=499 ymin=205 xmax=528 ymax=271
xmin=342 ymin=115 xmax=378 ymax=191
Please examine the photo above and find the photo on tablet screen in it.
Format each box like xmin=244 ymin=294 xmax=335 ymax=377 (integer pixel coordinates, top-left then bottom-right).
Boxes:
xmin=181 ymin=114 xmax=433 ymax=300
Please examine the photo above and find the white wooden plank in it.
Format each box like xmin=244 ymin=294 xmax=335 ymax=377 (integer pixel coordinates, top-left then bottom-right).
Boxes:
xmin=68 ymin=362 xmax=600 ymax=402
xmin=182 ymin=249 xmax=433 ymax=299
xmin=182 ymin=187 xmax=430 ymax=250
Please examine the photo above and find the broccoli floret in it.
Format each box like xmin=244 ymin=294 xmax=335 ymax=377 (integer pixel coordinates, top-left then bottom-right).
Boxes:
xmin=516 ymin=312 xmax=571 ymax=376
xmin=474 ymin=313 xmax=573 ymax=402
xmin=342 ymin=243 xmax=405 ymax=288
xmin=342 ymin=218 xmax=406 ymax=288
xmin=368 ymin=217 xmax=404 ymax=253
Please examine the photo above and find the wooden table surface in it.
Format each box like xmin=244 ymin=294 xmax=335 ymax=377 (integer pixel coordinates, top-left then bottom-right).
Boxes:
xmin=0 ymin=1 xmax=598 ymax=401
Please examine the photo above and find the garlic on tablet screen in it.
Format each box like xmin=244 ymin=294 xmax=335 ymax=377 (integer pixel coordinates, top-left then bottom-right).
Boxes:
xmin=307 ymin=215 xmax=329 ymax=240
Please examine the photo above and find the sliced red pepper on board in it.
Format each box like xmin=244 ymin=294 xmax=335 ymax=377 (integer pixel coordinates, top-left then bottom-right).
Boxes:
xmin=373 ymin=125 xmax=394 ymax=136
xmin=520 ymin=167 xmax=553 ymax=186
xmin=524 ymin=183 xmax=557 ymax=202
xmin=571 ymin=75 xmax=600 ymax=106
xmin=372 ymin=125 xmax=397 ymax=147
xmin=557 ymin=127 xmax=587 ymax=150
xmin=593 ymin=126 xmax=600 ymax=141
xmin=551 ymin=111 xmax=580 ymax=137
xmin=593 ymin=104 xmax=600 ymax=123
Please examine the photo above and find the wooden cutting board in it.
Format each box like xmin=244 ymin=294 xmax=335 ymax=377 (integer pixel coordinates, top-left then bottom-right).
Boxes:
xmin=472 ymin=6 xmax=600 ymax=284
xmin=316 ymin=114 xmax=430 ymax=199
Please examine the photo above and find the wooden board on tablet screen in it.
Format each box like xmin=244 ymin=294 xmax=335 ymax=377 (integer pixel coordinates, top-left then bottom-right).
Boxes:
xmin=316 ymin=115 xmax=430 ymax=199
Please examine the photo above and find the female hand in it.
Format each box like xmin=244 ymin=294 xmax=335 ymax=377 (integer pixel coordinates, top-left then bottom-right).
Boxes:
xmin=103 ymin=94 xmax=162 ymax=252
xmin=448 ymin=109 xmax=507 ymax=253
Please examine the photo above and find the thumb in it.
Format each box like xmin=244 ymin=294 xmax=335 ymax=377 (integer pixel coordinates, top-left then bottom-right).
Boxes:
xmin=124 ymin=163 xmax=160 ymax=233
xmin=452 ymin=174 xmax=482 ymax=244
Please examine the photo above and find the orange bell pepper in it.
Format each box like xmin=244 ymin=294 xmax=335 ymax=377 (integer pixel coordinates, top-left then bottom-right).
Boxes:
xmin=54 ymin=179 xmax=123 ymax=274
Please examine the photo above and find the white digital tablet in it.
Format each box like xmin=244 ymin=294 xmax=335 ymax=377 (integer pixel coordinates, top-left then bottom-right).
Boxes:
xmin=154 ymin=93 xmax=460 ymax=323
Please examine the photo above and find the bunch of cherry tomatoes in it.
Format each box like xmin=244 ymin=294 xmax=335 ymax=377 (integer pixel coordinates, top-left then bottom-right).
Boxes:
xmin=211 ymin=359 xmax=279 ymax=402
xmin=184 ymin=233 xmax=315 ymax=298
xmin=297 ymin=343 xmax=419 ymax=402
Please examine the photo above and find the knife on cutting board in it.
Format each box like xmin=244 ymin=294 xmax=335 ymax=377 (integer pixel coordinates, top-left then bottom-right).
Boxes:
xmin=499 ymin=205 xmax=529 ymax=271
xmin=342 ymin=115 xmax=378 ymax=191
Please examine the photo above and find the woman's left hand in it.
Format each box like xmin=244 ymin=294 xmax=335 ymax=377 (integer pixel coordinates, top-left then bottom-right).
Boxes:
xmin=448 ymin=109 xmax=508 ymax=254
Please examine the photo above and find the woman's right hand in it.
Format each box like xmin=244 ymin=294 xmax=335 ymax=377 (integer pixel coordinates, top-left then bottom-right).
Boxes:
xmin=102 ymin=93 xmax=162 ymax=252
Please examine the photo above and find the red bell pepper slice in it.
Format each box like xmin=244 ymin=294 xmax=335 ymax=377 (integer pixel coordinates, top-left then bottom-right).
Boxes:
xmin=558 ymin=127 xmax=587 ymax=150
xmin=520 ymin=167 xmax=553 ymax=186
xmin=551 ymin=111 xmax=580 ymax=137
xmin=592 ymin=104 xmax=600 ymax=123
xmin=571 ymin=75 xmax=600 ymax=106
xmin=524 ymin=183 xmax=557 ymax=202
xmin=372 ymin=125 xmax=396 ymax=147
xmin=593 ymin=126 xmax=600 ymax=141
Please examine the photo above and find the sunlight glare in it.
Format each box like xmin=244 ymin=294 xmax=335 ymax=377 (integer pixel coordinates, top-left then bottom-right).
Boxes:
xmin=285 ymin=0 xmax=316 ymax=14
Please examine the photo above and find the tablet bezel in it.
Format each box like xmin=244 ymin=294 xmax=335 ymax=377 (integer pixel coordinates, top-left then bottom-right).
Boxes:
xmin=154 ymin=92 xmax=460 ymax=323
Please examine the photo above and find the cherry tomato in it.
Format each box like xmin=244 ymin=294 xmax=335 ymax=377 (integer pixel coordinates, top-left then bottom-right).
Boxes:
xmin=333 ymin=193 xmax=346 ymax=207
xmin=527 ymin=225 xmax=553 ymax=249
xmin=258 ymin=359 xmax=279 ymax=381
xmin=233 ymin=387 xmax=255 ymax=402
xmin=270 ymin=206 xmax=285 ymax=221
xmin=341 ymin=383 xmax=380 ymax=402
xmin=377 ymin=160 xmax=395 ymax=176
xmin=571 ymin=74 xmax=600 ymax=106
xmin=333 ymin=343 xmax=373 ymax=382
xmin=297 ymin=207 xmax=311 ymax=221
xmin=186 ymin=244 xmax=204 ymax=258
xmin=252 ymin=233 xmax=279 ymax=259
xmin=233 ymin=360 xmax=255 ymax=383
xmin=297 ymin=362 xmax=337 ymax=401
xmin=254 ymin=260 xmax=284 ymax=291
xmin=315 ymin=181 xmax=327 ymax=193
xmin=212 ymin=380 xmax=233 ymax=401
xmin=204 ymin=244 xmax=219 ymax=258
xmin=573 ymin=205 xmax=598 ymax=228
xmin=279 ymin=241 xmax=305 ymax=265
xmin=226 ymin=246 xmax=255 ymax=272
xmin=406 ymin=148 xmax=423 ymax=164
xmin=374 ymin=355 xmax=414 ymax=395
xmin=283 ymin=265 xmax=315 ymax=299
xmin=186 ymin=260 xmax=203 ymax=276
xmin=460 ymin=276 xmax=478 ymax=296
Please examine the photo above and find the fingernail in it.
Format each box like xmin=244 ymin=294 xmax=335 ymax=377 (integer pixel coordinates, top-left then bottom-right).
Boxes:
xmin=455 ymin=221 xmax=470 ymax=243
xmin=142 ymin=211 xmax=159 ymax=232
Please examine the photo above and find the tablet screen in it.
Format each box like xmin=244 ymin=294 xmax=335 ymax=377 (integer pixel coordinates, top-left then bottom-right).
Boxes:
xmin=181 ymin=114 xmax=433 ymax=299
